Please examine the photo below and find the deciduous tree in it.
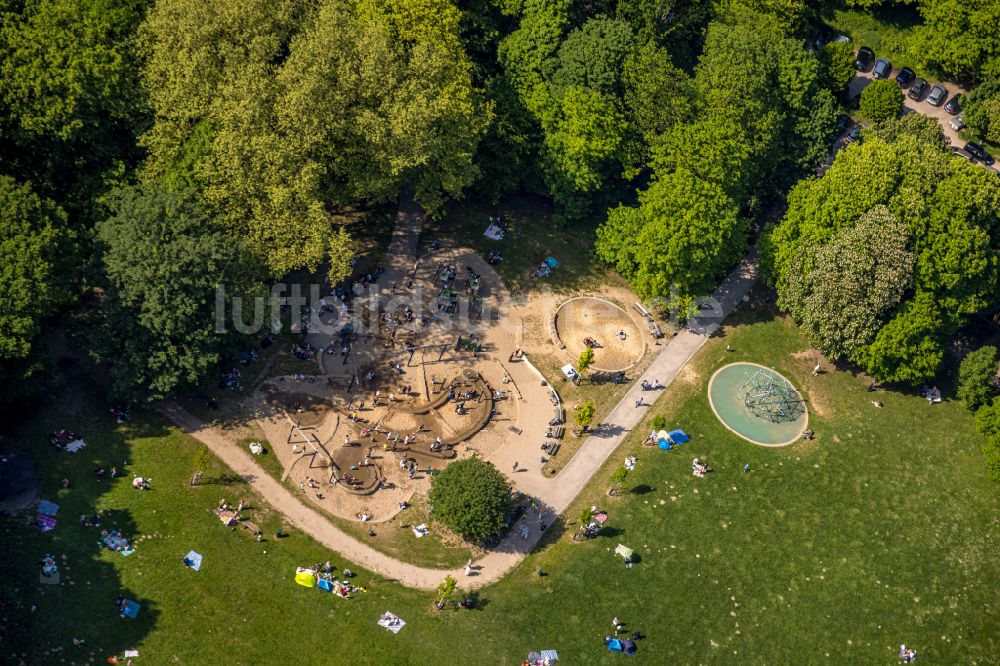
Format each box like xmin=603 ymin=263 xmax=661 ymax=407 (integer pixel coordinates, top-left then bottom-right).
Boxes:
xmin=428 ymin=456 xmax=511 ymax=542
xmin=860 ymin=79 xmax=903 ymax=123
xmin=91 ymin=185 xmax=261 ymax=401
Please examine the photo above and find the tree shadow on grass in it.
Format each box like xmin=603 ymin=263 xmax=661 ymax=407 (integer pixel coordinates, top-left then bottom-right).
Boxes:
xmin=0 ymin=364 xmax=163 ymax=661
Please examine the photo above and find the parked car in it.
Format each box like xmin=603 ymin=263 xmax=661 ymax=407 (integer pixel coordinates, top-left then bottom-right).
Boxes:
xmin=949 ymin=115 xmax=966 ymax=131
xmin=926 ymin=84 xmax=948 ymax=106
xmin=855 ymin=47 xmax=875 ymax=71
xmin=872 ymin=57 xmax=892 ymax=79
xmin=845 ymin=126 xmax=863 ymax=144
xmin=895 ymin=67 xmax=915 ymax=87
xmin=952 ymin=147 xmax=974 ymax=162
xmin=944 ymin=94 xmax=962 ymax=115
xmin=965 ymin=142 xmax=995 ymax=165
xmin=908 ymin=78 xmax=929 ymax=100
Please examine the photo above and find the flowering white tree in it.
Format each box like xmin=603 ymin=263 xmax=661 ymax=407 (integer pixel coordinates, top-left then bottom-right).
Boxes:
xmin=780 ymin=206 xmax=914 ymax=360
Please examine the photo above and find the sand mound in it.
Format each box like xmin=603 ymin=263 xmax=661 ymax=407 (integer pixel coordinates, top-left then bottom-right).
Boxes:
xmin=554 ymin=297 xmax=644 ymax=371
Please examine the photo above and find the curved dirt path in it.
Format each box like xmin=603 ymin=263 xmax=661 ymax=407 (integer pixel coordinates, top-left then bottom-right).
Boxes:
xmin=158 ymin=194 xmax=759 ymax=589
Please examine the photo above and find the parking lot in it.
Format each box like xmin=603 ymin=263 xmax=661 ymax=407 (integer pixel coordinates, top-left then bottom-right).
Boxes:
xmin=847 ymin=67 xmax=998 ymax=173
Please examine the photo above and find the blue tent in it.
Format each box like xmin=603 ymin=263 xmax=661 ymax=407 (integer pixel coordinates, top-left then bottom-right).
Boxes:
xmin=317 ymin=578 xmax=334 ymax=592
xmin=657 ymin=438 xmax=672 ymax=450
xmin=668 ymin=430 xmax=690 ymax=444
xmin=544 ymin=256 xmax=558 ymax=268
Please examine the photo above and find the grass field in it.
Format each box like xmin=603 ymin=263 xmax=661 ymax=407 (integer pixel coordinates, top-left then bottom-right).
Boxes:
xmin=4 ymin=296 xmax=999 ymax=664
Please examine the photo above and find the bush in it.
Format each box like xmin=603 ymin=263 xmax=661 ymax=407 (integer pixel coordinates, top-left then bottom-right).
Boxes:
xmin=963 ymin=80 xmax=1000 ymax=144
xmin=975 ymin=398 xmax=1000 ymax=484
xmin=651 ymin=415 xmax=667 ymax=431
xmin=860 ymin=79 xmax=902 ymax=123
xmin=957 ymin=346 xmax=998 ymax=411
xmin=975 ymin=398 xmax=1000 ymax=439
xmin=428 ymin=457 xmax=511 ymax=542
xmin=577 ymin=346 xmax=595 ymax=374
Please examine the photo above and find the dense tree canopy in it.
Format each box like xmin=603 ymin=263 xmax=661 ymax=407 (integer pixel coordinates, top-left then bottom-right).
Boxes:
xmin=916 ymin=0 xmax=1000 ymax=82
xmin=963 ymin=79 xmax=1000 ymax=144
xmin=0 ymin=177 xmax=72 ymax=407
xmin=91 ymin=185 xmax=261 ymax=401
xmin=596 ymin=11 xmax=840 ymax=302
xmin=428 ymin=456 xmax=511 ymax=542
xmin=596 ymin=168 xmax=745 ymax=301
xmin=139 ymin=0 xmax=486 ymax=278
xmin=0 ymin=0 xmax=148 ymax=217
xmin=779 ymin=206 xmax=914 ymax=361
xmin=765 ymin=127 xmax=1000 ymax=383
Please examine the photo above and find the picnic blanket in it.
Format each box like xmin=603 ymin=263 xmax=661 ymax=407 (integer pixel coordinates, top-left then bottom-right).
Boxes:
xmin=412 ymin=524 xmax=429 ymax=538
xmin=37 ymin=500 xmax=60 ymax=517
xmin=65 ymin=439 xmax=86 ymax=453
xmin=377 ymin=612 xmax=405 ymax=634
xmin=36 ymin=515 xmax=57 ymax=532
xmin=101 ymin=531 xmax=134 ymax=556
xmin=183 ymin=551 xmax=203 ymax=571
xmin=248 ymin=441 xmax=263 ymax=455
xmin=40 ymin=571 xmax=61 ymax=585
xmin=615 ymin=544 xmax=634 ymax=560
xmin=483 ymin=223 xmax=505 ymax=240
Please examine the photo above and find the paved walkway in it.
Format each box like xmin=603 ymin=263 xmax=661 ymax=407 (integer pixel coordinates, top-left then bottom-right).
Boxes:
xmin=158 ymin=196 xmax=759 ymax=589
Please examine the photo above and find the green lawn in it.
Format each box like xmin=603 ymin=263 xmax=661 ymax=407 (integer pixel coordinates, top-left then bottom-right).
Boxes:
xmin=4 ymin=297 xmax=999 ymax=664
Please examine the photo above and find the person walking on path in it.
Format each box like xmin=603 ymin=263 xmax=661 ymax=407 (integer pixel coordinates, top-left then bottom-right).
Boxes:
xmin=512 ymin=461 xmax=519 ymax=472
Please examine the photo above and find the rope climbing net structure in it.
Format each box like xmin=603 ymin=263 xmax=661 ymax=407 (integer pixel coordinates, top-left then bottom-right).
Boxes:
xmin=738 ymin=368 xmax=806 ymax=423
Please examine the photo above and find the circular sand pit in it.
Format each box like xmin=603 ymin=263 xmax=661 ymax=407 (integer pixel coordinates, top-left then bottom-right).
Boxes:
xmin=554 ymin=297 xmax=644 ymax=372
xmin=708 ymin=363 xmax=808 ymax=447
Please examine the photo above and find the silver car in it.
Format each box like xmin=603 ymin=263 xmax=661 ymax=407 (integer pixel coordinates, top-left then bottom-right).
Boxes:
xmin=927 ymin=84 xmax=948 ymax=106
xmin=949 ymin=115 xmax=966 ymax=131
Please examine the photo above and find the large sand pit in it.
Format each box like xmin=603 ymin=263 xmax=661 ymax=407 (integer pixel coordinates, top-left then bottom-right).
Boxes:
xmin=554 ymin=297 xmax=644 ymax=372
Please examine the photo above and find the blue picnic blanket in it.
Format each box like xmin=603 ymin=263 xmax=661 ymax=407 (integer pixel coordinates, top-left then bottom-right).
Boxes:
xmin=37 ymin=500 xmax=59 ymax=517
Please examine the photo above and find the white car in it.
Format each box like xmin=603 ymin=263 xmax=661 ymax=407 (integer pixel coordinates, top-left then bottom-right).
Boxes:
xmin=948 ymin=115 xmax=966 ymax=132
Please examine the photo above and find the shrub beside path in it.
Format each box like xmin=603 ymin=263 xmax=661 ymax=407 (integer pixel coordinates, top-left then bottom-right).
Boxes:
xmin=159 ymin=197 xmax=758 ymax=589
